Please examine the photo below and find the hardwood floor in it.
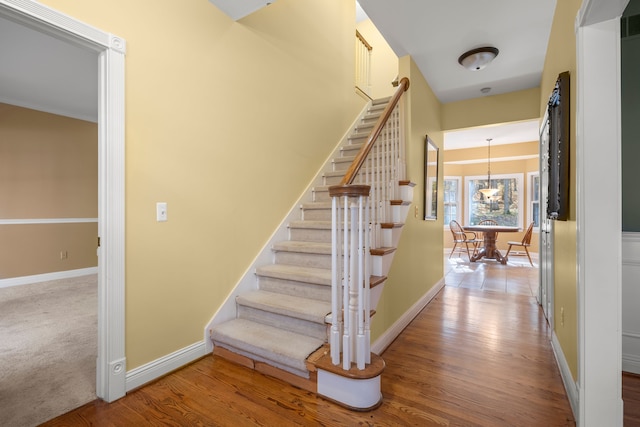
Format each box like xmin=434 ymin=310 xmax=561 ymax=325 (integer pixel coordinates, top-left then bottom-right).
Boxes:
xmin=44 ymin=266 xmax=581 ymax=426
xmin=39 ymin=255 xmax=640 ymax=425
xmin=625 ymin=372 xmax=640 ymax=426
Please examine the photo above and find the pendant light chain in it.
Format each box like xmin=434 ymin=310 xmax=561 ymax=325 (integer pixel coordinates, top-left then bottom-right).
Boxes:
xmin=487 ymin=138 xmax=492 ymax=186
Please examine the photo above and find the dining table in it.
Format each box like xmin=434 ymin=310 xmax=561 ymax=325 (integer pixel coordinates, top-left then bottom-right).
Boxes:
xmin=463 ymin=224 xmax=521 ymax=265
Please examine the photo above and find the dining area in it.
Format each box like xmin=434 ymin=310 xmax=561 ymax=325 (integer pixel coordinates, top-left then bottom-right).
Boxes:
xmin=449 ymin=220 xmax=535 ymax=266
xmin=445 ymin=220 xmax=538 ymax=297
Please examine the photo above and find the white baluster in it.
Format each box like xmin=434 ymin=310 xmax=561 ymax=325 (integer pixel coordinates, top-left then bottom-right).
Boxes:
xmin=364 ymin=196 xmax=371 ymax=364
xmin=330 ymin=196 xmax=341 ymax=365
xmin=341 ymin=196 xmax=350 ymax=368
xmin=357 ymin=195 xmax=366 ymax=369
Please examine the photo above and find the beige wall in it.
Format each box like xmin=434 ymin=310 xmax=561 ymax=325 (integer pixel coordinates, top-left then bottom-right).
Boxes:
xmin=0 ymin=104 xmax=97 ymax=278
xmin=371 ymin=55 xmax=444 ymax=340
xmin=443 ymin=141 xmax=540 ymax=253
xmin=539 ymin=0 xmax=583 ymax=381
xmin=39 ymin=0 xmax=365 ymax=369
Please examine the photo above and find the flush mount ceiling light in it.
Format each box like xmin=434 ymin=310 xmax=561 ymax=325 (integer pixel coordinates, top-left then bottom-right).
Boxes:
xmin=458 ymin=47 xmax=499 ymax=71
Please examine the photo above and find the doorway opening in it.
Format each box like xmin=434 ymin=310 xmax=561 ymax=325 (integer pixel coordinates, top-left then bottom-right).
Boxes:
xmin=0 ymin=0 xmax=126 ymax=406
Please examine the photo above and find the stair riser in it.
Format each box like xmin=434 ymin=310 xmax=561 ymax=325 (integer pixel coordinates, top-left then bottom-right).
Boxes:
xmin=311 ymin=192 xmax=330 ymax=203
xmin=302 ymin=206 xmax=332 ymax=220
xmin=274 ymin=251 xmax=332 ymax=270
xmin=237 ymin=305 xmax=328 ymax=341
xmin=372 ymin=252 xmax=395 ymax=277
xmin=333 ymin=154 xmax=400 ymax=172
xmin=370 ymin=281 xmax=386 ymax=311
xmin=343 ymin=139 xmax=369 ymax=151
xmin=391 ymin=204 xmax=411 ymax=223
xmin=322 ymin=174 xmax=344 ymax=186
xmin=211 ymin=341 xmax=309 ymax=378
xmin=258 ymin=276 xmax=331 ymax=302
xmin=340 ymin=144 xmax=364 ymax=156
xmin=361 ymin=115 xmax=382 ymax=124
xmin=382 ymin=227 xmax=403 ymax=248
xmin=289 ymin=227 xmax=332 ymax=243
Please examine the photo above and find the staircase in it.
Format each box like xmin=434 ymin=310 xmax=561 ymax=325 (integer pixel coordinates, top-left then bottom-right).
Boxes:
xmin=210 ymin=91 xmax=413 ymax=406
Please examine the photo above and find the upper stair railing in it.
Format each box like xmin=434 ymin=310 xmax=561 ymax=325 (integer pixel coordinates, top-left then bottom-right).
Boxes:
xmin=355 ymin=30 xmax=373 ymax=99
xmin=328 ymin=77 xmax=410 ymax=370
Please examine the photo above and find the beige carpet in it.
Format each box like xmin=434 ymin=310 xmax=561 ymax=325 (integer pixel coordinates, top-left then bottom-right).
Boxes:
xmin=0 ymin=275 xmax=97 ymax=427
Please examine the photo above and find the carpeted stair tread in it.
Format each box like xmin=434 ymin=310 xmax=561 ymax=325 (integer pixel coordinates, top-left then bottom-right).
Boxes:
xmin=237 ymin=290 xmax=331 ymax=324
xmin=288 ymin=220 xmax=332 ymax=229
xmin=322 ymin=170 xmax=346 ymax=178
xmin=301 ymin=201 xmax=332 ymax=210
xmin=273 ymin=240 xmax=332 ymax=254
xmin=212 ymin=318 xmax=324 ymax=373
xmin=256 ymin=264 xmax=331 ymax=286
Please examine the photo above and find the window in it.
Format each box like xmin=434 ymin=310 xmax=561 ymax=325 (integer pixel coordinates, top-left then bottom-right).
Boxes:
xmin=465 ymin=173 xmax=523 ymax=227
xmin=443 ymin=177 xmax=461 ymax=227
xmin=528 ymin=172 xmax=540 ymax=231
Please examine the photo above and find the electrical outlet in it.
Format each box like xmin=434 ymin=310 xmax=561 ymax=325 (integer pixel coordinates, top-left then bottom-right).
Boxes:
xmin=415 ymin=205 xmax=418 ymax=218
xmin=561 ymin=307 xmax=565 ymax=326
xmin=60 ymin=250 xmax=68 ymax=260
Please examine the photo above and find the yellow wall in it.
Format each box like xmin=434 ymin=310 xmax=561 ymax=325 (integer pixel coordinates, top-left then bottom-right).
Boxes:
xmin=371 ymin=55 xmax=444 ymax=340
xmin=539 ymin=0 xmax=582 ymax=380
xmin=39 ymin=0 xmax=365 ymax=369
xmin=442 ymin=88 xmax=540 ymax=131
xmin=355 ymin=19 xmax=398 ymax=100
xmin=0 ymin=104 xmax=98 ymax=278
xmin=443 ymin=141 xmax=540 ymax=253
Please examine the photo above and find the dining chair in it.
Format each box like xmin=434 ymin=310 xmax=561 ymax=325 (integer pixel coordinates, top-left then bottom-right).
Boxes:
xmin=449 ymin=220 xmax=480 ymax=261
xmin=477 ymin=219 xmax=498 ymax=251
xmin=504 ymin=222 xmax=535 ymax=266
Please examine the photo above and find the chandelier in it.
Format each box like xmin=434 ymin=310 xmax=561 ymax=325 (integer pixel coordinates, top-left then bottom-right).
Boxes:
xmin=479 ymin=138 xmax=498 ymax=200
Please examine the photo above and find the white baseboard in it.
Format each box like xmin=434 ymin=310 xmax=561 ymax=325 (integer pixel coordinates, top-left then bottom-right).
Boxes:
xmin=371 ymin=278 xmax=445 ymax=355
xmin=0 ymin=267 xmax=98 ymax=289
xmin=622 ymin=351 xmax=640 ymax=375
xmin=551 ymin=331 xmax=579 ymax=422
xmin=125 ymin=341 xmax=208 ymax=392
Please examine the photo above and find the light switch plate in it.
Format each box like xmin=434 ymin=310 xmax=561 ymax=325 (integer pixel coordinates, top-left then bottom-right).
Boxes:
xmin=156 ymin=202 xmax=167 ymax=222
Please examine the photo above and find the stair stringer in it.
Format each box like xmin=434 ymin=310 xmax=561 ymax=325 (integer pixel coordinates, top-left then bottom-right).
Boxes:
xmin=203 ymin=100 xmax=374 ymax=352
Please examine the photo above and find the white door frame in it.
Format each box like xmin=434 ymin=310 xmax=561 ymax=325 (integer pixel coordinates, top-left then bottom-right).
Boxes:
xmin=538 ymin=110 xmax=554 ymax=329
xmin=0 ymin=0 xmax=127 ymax=402
xmin=576 ymin=0 xmax=627 ymax=424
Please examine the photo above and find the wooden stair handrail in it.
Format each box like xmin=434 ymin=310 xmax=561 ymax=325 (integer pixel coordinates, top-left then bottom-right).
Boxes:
xmin=339 ymin=77 xmax=410 ymax=186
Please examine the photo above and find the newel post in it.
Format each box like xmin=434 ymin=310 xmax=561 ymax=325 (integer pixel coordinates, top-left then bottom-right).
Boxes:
xmin=329 ymin=184 xmax=371 ymax=369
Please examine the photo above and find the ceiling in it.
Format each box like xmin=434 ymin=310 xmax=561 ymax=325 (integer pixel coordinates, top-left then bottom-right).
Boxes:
xmin=357 ymin=0 xmax=557 ymax=150
xmin=0 ymin=14 xmax=98 ymax=122
xmin=0 ymin=1 xmax=555 ymax=147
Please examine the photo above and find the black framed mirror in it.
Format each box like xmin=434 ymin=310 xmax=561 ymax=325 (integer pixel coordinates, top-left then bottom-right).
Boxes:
xmin=424 ymin=135 xmax=439 ymax=220
xmin=547 ymin=71 xmax=570 ymax=221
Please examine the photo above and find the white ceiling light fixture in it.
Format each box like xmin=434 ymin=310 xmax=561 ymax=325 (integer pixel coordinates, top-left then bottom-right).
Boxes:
xmin=458 ymin=47 xmax=499 ymax=71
